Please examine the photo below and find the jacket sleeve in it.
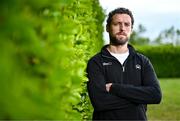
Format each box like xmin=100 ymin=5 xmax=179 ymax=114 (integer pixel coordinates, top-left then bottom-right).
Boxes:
xmin=110 ymin=58 xmax=162 ymax=104
xmin=87 ymin=57 xmax=131 ymax=111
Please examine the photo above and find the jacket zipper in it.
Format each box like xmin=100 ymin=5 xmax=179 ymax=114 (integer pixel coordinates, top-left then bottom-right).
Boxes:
xmin=122 ymin=66 xmax=125 ymax=72
xmin=102 ymin=54 xmax=128 ymax=84
xmin=121 ymin=60 xmax=128 ymax=83
xmin=122 ymin=60 xmax=128 ymax=72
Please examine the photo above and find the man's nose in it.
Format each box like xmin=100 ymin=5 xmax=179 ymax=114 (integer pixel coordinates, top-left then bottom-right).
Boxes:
xmin=119 ymin=24 xmax=125 ymax=31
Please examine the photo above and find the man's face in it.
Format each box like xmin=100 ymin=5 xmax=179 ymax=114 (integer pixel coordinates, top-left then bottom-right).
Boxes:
xmin=107 ymin=14 xmax=132 ymax=45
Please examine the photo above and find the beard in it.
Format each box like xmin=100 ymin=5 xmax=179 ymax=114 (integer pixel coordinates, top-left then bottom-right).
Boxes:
xmin=109 ymin=34 xmax=129 ymax=46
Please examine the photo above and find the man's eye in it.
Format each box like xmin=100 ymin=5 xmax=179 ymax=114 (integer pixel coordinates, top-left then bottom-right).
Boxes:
xmin=113 ymin=23 xmax=118 ymax=26
xmin=125 ymin=23 xmax=130 ymax=27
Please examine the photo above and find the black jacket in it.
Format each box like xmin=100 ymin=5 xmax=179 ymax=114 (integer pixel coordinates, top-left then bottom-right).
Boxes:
xmin=87 ymin=44 xmax=162 ymax=120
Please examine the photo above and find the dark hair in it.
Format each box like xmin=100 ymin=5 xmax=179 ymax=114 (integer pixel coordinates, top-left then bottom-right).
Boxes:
xmin=106 ymin=7 xmax=134 ymax=28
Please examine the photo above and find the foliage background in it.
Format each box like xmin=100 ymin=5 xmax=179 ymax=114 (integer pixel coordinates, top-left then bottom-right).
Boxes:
xmin=1 ymin=0 xmax=180 ymax=120
xmin=136 ymin=45 xmax=180 ymax=78
xmin=0 ymin=0 xmax=104 ymax=120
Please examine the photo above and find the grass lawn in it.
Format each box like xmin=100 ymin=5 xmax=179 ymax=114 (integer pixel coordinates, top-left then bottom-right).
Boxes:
xmin=147 ymin=78 xmax=180 ymax=120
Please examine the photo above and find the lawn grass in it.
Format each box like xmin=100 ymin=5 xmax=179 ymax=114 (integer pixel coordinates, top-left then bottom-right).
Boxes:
xmin=147 ymin=78 xmax=180 ymax=120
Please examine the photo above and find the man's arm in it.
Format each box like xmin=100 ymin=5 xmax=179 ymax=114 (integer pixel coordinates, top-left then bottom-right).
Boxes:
xmin=87 ymin=57 xmax=131 ymax=111
xmin=107 ymin=59 xmax=162 ymax=104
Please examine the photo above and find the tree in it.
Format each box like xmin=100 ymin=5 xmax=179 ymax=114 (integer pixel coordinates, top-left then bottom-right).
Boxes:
xmin=130 ymin=24 xmax=150 ymax=45
xmin=153 ymin=26 xmax=180 ymax=46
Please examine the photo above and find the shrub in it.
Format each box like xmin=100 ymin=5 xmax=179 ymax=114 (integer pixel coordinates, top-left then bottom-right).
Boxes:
xmin=136 ymin=45 xmax=180 ymax=78
xmin=0 ymin=0 xmax=104 ymax=120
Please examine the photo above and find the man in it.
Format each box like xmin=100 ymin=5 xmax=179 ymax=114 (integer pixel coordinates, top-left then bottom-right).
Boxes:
xmin=86 ymin=7 xmax=162 ymax=120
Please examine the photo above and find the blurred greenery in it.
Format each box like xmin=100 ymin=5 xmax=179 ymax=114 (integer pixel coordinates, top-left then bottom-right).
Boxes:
xmin=1 ymin=0 xmax=180 ymax=120
xmin=148 ymin=78 xmax=180 ymax=120
xmin=130 ymin=24 xmax=180 ymax=46
xmin=0 ymin=0 xmax=104 ymax=120
xmin=136 ymin=45 xmax=180 ymax=77
xmin=130 ymin=24 xmax=150 ymax=45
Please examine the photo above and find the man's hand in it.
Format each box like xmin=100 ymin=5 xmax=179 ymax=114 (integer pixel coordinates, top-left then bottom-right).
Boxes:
xmin=106 ymin=83 xmax=112 ymax=92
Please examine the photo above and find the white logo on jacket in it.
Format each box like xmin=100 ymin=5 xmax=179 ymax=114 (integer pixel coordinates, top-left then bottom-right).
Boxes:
xmin=135 ymin=64 xmax=141 ymax=70
xmin=103 ymin=62 xmax=112 ymax=66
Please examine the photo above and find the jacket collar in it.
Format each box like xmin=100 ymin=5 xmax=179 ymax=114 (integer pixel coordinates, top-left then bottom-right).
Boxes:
xmin=101 ymin=44 xmax=136 ymax=59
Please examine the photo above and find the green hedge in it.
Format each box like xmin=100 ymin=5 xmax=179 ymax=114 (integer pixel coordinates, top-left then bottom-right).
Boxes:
xmin=136 ymin=45 xmax=180 ymax=78
xmin=0 ymin=0 xmax=104 ymax=120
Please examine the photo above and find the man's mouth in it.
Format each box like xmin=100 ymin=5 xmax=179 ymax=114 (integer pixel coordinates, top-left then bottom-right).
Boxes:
xmin=116 ymin=32 xmax=126 ymax=36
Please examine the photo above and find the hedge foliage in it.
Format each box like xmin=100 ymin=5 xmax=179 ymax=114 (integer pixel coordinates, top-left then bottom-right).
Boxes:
xmin=136 ymin=45 xmax=180 ymax=78
xmin=0 ymin=0 xmax=104 ymax=120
